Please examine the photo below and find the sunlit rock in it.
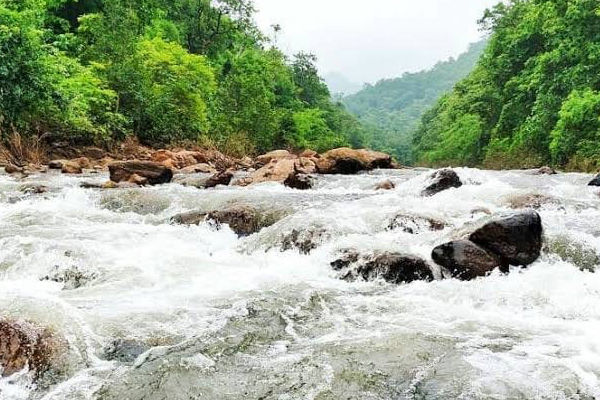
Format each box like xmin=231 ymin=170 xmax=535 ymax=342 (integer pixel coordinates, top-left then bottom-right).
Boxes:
xmin=109 ymin=161 xmax=173 ymax=185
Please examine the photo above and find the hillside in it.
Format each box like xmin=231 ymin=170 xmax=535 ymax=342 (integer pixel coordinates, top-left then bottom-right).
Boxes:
xmin=413 ymin=0 xmax=600 ymax=170
xmin=343 ymin=40 xmax=486 ymax=163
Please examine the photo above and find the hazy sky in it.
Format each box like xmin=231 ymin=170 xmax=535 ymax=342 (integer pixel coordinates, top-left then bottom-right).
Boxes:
xmin=253 ymin=0 xmax=499 ymax=84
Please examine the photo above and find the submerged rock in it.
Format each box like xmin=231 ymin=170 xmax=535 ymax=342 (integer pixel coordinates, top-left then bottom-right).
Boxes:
xmin=109 ymin=161 xmax=173 ymax=185
xmin=172 ymin=205 xmax=282 ymax=236
xmin=331 ymin=251 xmax=433 ymax=284
xmin=534 ymin=166 xmax=557 ymax=175
xmin=387 ymin=214 xmax=445 ymax=234
xmin=60 ymin=157 xmax=91 ymax=174
xmin=4 ymin=164 xmax=23 ymax=174
xmin=375 ymin=179 xmax=395 ymax=190
xmin=469 ymin=210 xmax=543 ymax=266
xmin=280 ymin=228 xmax=330 ymax=254
xmin=421 ymin=169 xmax=463 ymax=196
xmin=545 ymin=235 xmax=599 ymax=272
xmin=0 ymin=319 xmax=63 ymax=378
xmin=103 ymin=339 xmax=150 ymax=364
xmin=505 ymin=193 xmax=560 ymax=210
xmin=40 ymin=265 xmax=98 ymax=290
xmin=204 ymin=171 xmax=234 ymax=188
xmin=432 ymin=239 xmax=504 ymax=280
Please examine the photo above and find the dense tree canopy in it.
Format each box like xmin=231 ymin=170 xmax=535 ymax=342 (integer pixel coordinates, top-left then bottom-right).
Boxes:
xmin=413 ymin=0 xmax=600 ymax=170
xmin=343 ymin=41 xmax=486 ymax=164
xmin=0 ymin=0 xmax=366 ymax=154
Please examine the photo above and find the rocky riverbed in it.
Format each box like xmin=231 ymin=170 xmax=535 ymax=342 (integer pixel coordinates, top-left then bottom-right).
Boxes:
xmin=1 ymin=159 xmax=600 ymax=399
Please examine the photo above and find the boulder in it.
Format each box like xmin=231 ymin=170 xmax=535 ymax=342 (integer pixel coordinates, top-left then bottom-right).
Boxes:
xmin=170 ymin=211 xmax=207 ymax=225
xmin=589 ymin=174 xmax=600 ymax=186
xmin=151 ymin=150 xmax=201 ymax=170
xmin=20 ymin=184 xmax=48 ymax=194
xmin=284 ymin=172 xmax=314 ymax=190
xmin=242 ymin=157 xmax=316 ymax=186
xmin=469 ymin=210 xmax=543 ymax=266
xmin=505 ymin=193 xmax=560 ymax=210
xmin=299 ymin=149 xmax=318 ymax=159
xmin=255 ymin=150 xmax=292 ymax=166
xmin=178 ymin=163 xmax=217 ymax=174
xmin=0 ymin=319 xmax=62 ymax=377
xmin=432 ymin=240 xmax=504 ymax=280
xmin=387 ymin=214 xmax=445 ymax=234
xmin=40 ymin=265 xmax=98 ymax=290
xmin=317 ymin=148 xmax=393 ymax=174
xmin=60 ymin=157 xmax=91 ymax=174
xmin=331 ymin=251 xmax=433 ymax=284
xmin=103 ymin=339 xmax=150 ymax=364
xmin=375 ymin=179 xmax=395 ymax=190
xmin=204 ymin=171 xmax=234 ymax=188
xmin=48 ymin=160 xmax=65 ymax=169
xmin=108 ymin=161 xmax=173 ymax=185
xmin=421 ymin=169 xmax=463 ymax=196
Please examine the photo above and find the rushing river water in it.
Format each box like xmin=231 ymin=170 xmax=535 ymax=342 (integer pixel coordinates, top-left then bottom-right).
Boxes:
xmin=1 ymin=167 xmax=600 ymax=399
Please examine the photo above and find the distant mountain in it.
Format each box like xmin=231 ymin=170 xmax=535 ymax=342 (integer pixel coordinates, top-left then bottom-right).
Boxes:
xmin=324 ymin=72 xmax=363 ymax=96
xmin=343 ymin=40 xmax=487 ymax=163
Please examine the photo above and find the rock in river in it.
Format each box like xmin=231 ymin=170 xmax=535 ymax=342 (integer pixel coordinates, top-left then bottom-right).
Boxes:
xmin=421 ymin=169 xmax=463 ymax=196
xmin=589 ymin=173 xmax=600 ymax=186
xmin=432 ymin=239 xmax=504 ymax=280
xmin=109 ymin=161 xmax=173 ymax=185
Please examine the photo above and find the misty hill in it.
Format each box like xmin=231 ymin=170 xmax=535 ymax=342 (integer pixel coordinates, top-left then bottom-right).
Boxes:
xmin=343 ymin=40 xmax=487 ymax=163
xmin=324 ymin=72 xmax=363 ymax=96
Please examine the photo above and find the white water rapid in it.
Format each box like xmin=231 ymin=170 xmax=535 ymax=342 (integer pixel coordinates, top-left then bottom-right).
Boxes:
xmin=1 ymin=167 xmax=599 ymax=399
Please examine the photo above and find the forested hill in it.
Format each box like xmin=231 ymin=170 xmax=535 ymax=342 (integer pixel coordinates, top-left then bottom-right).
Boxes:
xmin=0 ymin=0 xmax=368 ymax=156
xmin=413 ymin=0 xmax=600 ymax=170
xmin=342 ymin=41 xmax=486 ymax=164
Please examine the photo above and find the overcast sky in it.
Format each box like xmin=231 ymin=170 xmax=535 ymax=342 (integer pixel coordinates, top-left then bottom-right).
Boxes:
xmin=253 ymin=0 xmax=499 ymax=84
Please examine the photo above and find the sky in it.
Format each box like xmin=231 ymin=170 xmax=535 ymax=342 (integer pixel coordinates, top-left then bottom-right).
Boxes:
xmin=253 ymin=0 xmax=499 ymax=84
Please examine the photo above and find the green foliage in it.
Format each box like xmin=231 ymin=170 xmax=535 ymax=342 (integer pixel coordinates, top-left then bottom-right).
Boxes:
xmin=0 ymin=0 xmax=362 ymax=154
xmin=413 ymin=0 xmax=600 ymax=169
xmin=344 ymin=41 xmax=486 ymax=164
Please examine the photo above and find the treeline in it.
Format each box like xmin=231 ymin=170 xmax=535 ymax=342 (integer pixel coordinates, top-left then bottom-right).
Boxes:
xmin=413 ymin=0 xmax=600 ymax=170
xmin=0 ymin=0 xmax=368 ymax=155
xmin=344 ymin=41 xmax=486 ymax=164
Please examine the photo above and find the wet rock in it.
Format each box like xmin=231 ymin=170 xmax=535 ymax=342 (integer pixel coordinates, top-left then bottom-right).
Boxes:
xmin=534 ymin=166 xmax=557 ymax=175
xmin=0 ymin=319 xmax=62 ymax=378
xmin=421 ymin=169 xmax=463 ymax=196
xmin=204 ymin=171 xmax=234 ymax=188
xmin=589 ymin=173 xmax=600 ymax=186
xmin=40 ymin=265 xmax=98 ymax=290
xmin=109 ymin=161 xmax=173 ymax=185
xmin=316 ymin=148 xmax=393 ymax=175
xmin=4 ymin=164 xmax=23 ymax=174
xmin=469 ymin=210 xmax=543 ymax=266
xmin=48 ymin=160 xmax=65 ymax=169
xmin=330 ymin=249 xmax=361 ymax=271
xmin=505 ymin=193 xmax=560 ymax=210
xmin=387 ymin=214 xmax=445 ymax=234
xmin=171 ymin=206 xmax=281 ymax=236
xmin=284 ymin=172 xmax=314 ymax=190
xmin=432 ymin=240 xmax=504 ymax=280
xmin=331 ymin=251 xmax=433 ymax=284
xmin=255 ymin=150 xmax=292 ymax=166
xmin=19 ymin=184 xmax=48 ymax=194
xmin=375 ymin=179 xmax=395 ymax=190
xmin=280 ymin=228 xmax=330 ymax=254
xmin=103 ymin=339 xmax=150 ymax=364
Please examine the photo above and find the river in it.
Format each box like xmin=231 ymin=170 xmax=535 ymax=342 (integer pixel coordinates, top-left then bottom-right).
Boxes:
xmin=0 ymin=167 xmax=599 ymax=399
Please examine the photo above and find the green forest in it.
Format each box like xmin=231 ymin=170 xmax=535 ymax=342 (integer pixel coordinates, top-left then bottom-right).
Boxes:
xmin=0 ymin=0 xmax=369 ymax=155
xmin=413 ymin=0 xmax=600 ymax=170
xmin=344 ymin=41 xmax=486 ymax=164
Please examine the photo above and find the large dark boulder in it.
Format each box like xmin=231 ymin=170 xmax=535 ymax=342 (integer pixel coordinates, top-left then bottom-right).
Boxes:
xmin=330 ymin=251 xmax=433 ymax=284
xmin=589 ymin=174 xmax=600 ymax=186
xmin=109 ymin=161 xmax=173 ymax=185
xmin=432 ymin=240 xmax=504 ymax=280
xmin=0 ymin=319 xmax=63 ymax=378
xmin=469 ymin=210 xmax=543 ymax=266
xmin=422 ymin=169 xmax=463 ymax=196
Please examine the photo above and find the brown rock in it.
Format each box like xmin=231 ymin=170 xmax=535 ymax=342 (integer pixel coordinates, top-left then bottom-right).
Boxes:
xmin=178 ymin=163 xmax=217 ymax=175
xmin=534 ymin=166 xmax=557 ymax=175
xmin=0 ymin=319 xmax=62 ymax=377
xmin=61 ymin=161 xmax=83 ymax=174
xmin=506 ymin=193 xmax=560 ymax=210
xmin=255 ymin=150 xmax=292 ymax=166
xmin=316 ymin=148 xmax=393 ymax=174
xmin=48 ymin=160 xmax=65 ymax=169
xmin=4 ymin=164 xmax=23 ymax=174
xmin=299 ymin=149 xmax=318 ymax=158
xmin=244 ymin=157 xmax=316 ymax=186
xmin=375 ymin=179 xmax=395 ymax=190
xmin=284 ymin=172 xmax=314 ymax=190
xmin=108 ymin=161 xmax=173 ymax=185
xmin=204 ymin=171 xmax=234 ymax=188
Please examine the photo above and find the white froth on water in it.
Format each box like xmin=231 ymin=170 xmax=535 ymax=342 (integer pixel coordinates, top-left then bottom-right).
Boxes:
xmin=0 ymin=168 xmax=599 ymax=399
